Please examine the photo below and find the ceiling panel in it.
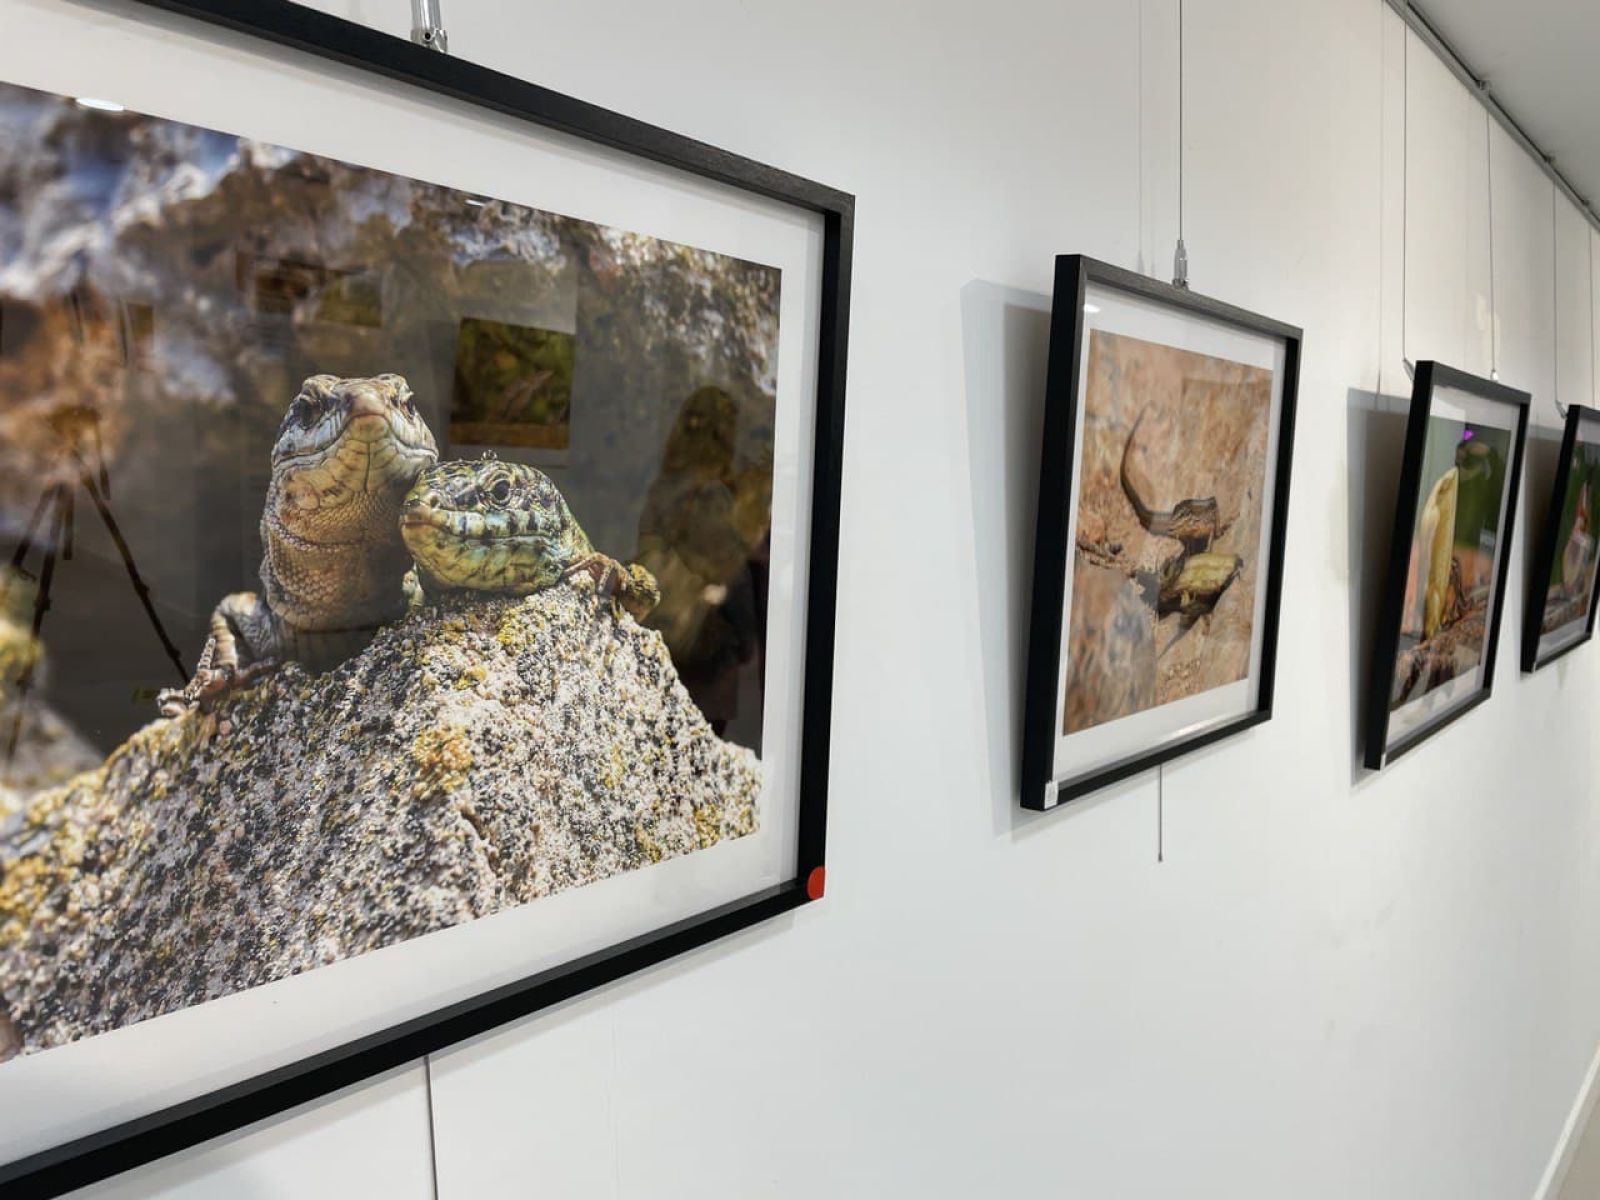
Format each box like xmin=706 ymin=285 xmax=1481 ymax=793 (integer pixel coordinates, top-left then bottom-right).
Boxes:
xmin=1418 ymin=0 xmax=1600 ymax=221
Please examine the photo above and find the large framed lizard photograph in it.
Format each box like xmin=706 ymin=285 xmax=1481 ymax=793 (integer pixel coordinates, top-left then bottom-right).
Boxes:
xmin=1364 ymin=363 xmax=1528 ymax=770
xmin=0 ymin=1 xmax=849 ymax=1193
xmin=1019 ymin=256 xmax=1300 ymax=810
xmin=1523 ymin=404 xmax=1600 ymax=673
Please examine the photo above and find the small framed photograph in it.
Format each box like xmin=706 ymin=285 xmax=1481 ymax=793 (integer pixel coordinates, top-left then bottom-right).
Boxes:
xmin=1364 ymin=362 xmax=1529 ymax=769
xmin=1020 ymin=256 xmax=1300 ymax=810
xmin=1523 ymin=404 xmax=1600 ymax=671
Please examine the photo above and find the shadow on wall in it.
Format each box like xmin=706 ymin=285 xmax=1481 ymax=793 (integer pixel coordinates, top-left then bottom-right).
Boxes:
xmin=1344 ymin=388 xmax=1409 ymax=788
xmin=1516 ymin=421 xmax=1581 ymax=698
xmin=1519 ymin=420 xmax=1568 ymax=624
xmin=960 ymin=279 xmax=1134 ymax=839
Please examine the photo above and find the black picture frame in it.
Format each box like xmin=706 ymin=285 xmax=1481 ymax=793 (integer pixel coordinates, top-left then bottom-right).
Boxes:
xmin=1019 ymin=255 xmax=1301 ymax=811
xmin=0 ymin=3 xmax=851 ymax=1196
xmin=1523 ymin=404 xmax=1600 ymax=672
xmin=1363 ymin=361 xmax=1529 ymax=771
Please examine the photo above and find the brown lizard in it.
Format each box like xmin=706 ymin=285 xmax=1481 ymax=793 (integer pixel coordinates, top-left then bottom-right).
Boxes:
xmin=157 ymin=375 xmax=438 ymax=715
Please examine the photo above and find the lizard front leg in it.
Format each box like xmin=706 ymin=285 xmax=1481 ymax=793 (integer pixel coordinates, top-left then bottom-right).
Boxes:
xmin=157 ymin=592 xmax=280 ymax=716
xmin=566 ymin=556 xmax=661 ymax=622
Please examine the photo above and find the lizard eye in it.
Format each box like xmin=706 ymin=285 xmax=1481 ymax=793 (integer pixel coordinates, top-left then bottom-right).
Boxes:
xmin=488 ymin=479 xmax=512 ymax=505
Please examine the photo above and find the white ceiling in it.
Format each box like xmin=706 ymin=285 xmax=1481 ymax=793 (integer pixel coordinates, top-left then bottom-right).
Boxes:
xmin=1418 ymin=0 xmax=1600 ymax=222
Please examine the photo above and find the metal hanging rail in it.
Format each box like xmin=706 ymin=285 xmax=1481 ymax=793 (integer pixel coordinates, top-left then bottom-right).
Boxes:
xmin=1388 ymin=0 xmax=1600 ymax=235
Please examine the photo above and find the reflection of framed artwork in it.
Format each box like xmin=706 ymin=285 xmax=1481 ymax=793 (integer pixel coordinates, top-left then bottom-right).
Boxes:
xmin=449 ymin=316 xmax=576 ymax=450
xmin=0 ymin=1 xmax=850 ymax=1194
xmin=1020 ymin=256 xmax=1300 ymax=810
xmin=1524 ymin=405 xmax=1600 ymax=672
xmin=1364 ymin=362 xmax=1529 ymax=770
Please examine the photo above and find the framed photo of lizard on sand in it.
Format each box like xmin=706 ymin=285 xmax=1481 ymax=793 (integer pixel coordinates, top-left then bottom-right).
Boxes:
xmin=1020 ymin=256 xmax=1300 ymax=810
xmin=1364 ymin=364 xmax=1529 ymax=769
xmin=0 ymin=1 xmax=848 ymax=1193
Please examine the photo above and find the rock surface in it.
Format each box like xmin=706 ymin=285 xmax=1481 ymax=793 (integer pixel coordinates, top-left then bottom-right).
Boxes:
xmin=0 ymin=575 xmax=759 ymax=1056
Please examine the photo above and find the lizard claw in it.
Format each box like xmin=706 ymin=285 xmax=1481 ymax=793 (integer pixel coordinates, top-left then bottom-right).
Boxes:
xmin=156 ymin=662 xmax=236 ymax=717
xmin=155 ymin=657 xmax=279 ymax=718
xmin=156 ymin=688 xmax=193 ymax=719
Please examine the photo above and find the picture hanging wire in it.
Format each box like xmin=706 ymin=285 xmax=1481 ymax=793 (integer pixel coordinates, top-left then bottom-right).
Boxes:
xmin=1400 ymin=10 xmax=1414 ymax=379
xmin=1156 ymin=763 xmax=1165 ymax=863
xmin=1483 ymin=97 xmax=1498 ymax=381
xmin=1553 ymin=180 xmax=1567 ymax=418
xmin=411 ymin=0 xmax=448 ymax=52
xmin=1172 ymin=0 xmax=1189 ymax=290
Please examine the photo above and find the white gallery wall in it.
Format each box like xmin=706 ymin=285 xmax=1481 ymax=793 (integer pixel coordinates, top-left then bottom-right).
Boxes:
xmin=4 ymin=0 xmax=1592 ymax=1195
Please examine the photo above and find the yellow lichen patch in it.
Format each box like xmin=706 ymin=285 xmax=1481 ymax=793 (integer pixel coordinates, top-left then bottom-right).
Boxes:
xmin=598 ymin=742 xmax=626 ymax=791
xmin=0 ymin=855 xmax=60 ymax=946
xmin=410 ymin=725 xmax=473 ymax=799
xmin=494 ymin=608 xmax=524 ymax=647
xmin=635 ymin=822 xmax=666 ymax=864
xmin=692 ymin=803 xmax=722 ymax=849
xmin=0 ymin=772 xmax=107 ymax=946
xmin=0 ymin=616 xmax=41 ymax=693
xmin=455 ymin=663 xmax=488 ymax=690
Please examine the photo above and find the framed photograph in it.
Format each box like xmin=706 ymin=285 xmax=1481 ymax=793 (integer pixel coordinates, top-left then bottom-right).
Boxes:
xmin=1364 ymin=362 xmax=1529 ymax=770
xmin=1523 ymin=404 xmax=1600 ymax=671
xmin=1020 ymin=256 xmax=1300 ymax=810
xmin=0 ymin=1 xmax=849 ymax=1194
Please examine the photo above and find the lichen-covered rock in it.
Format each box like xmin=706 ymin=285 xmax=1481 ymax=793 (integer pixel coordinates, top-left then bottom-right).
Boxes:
xmin=0 ymin=574 xmax=759 ymax=1056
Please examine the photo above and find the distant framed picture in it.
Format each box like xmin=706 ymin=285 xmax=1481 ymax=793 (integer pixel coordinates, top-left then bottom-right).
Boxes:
xmin=1020 ymin=256 xmax=1300 ymax=810
xmin=1523 ymin=404 xmax=1600 ymax=671
xmin=1364 ymin=362 xmax=1529 ymax=769
xmin=0 ymin=1 xmax=849 ymax=1194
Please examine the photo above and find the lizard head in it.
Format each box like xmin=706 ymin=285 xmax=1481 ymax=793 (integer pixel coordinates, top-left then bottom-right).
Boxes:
xmin=400 ymin=455 xmax=591 ymax=591
xmin=1170 ymin=496 xmax=1220 ymax=523
xmin=272 ymin=374 xmax=438 ymax=486
xmin=268 ymin=374 xmax=438 ymax=545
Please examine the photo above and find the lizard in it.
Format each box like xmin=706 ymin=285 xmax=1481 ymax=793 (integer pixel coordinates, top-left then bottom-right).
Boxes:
xmin=1119 ymin=406 xmax=1227 ymax=553
xmin=399 ymin=455 xmax=660 ymax=621
xmin=157 ymin=374 xmax=438 ymax=716
xmin=1156 ymin=550 xmax=1244 ymax=619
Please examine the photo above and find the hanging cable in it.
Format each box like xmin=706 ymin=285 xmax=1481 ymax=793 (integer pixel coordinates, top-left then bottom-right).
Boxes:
xmin=1138 ymin=0 xmax=1145 ymax=273
xmin=1401 ymin=10 xmax=1413 ymax=378
xmin=1157 ymin=763 xmax=1165 ymax=863
xmin=1554 ymin=182 xmax=1567 ymax=418
xmin=1172 ymin=0 xmax=1188 ymax=289
xmin=1484 ymin=105 xmax=1498 ymax=380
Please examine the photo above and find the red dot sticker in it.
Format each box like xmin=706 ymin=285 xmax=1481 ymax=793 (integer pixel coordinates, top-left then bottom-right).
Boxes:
xmin=805 ymin=866 xmax=826 ymax=900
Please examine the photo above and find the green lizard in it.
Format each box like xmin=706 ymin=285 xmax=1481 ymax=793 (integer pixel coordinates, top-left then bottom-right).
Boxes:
xmin=400 ymin=455 xmax=659 ymax=620
xmin=1156 ymin=551 xmax=1244 ymax=619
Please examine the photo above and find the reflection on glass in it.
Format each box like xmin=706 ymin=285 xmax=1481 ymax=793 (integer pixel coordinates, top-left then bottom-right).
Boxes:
xmin=635 ymin=386 xmax=773 ymax=744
